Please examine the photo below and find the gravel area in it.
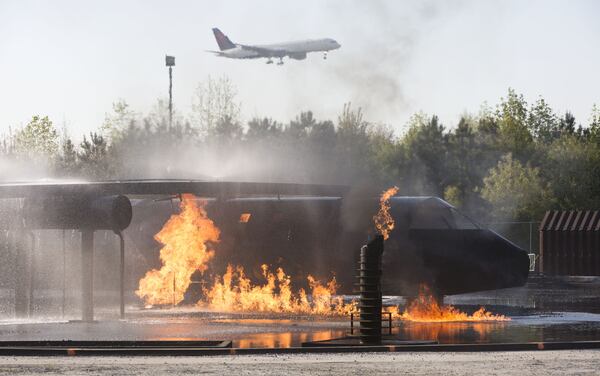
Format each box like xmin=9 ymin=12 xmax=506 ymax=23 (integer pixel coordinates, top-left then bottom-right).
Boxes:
xmin=0 ymin=350 xmax=599 ymax=375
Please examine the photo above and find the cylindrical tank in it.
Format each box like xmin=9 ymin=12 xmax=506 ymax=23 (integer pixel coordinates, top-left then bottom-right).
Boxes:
xmin=23 ymin=195 xmax=132 ymax=232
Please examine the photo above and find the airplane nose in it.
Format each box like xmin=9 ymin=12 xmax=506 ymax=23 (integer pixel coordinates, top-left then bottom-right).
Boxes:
xmin=335 ymin=42 xmax=341 ymax=49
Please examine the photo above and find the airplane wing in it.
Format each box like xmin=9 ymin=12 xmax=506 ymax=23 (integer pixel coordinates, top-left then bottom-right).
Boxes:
xmin=205 ymin=50 xmax=226 ymax=56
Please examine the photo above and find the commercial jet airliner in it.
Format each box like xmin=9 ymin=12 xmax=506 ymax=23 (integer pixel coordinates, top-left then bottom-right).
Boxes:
xmin=207 ymin=28 xmax=341 ymax=65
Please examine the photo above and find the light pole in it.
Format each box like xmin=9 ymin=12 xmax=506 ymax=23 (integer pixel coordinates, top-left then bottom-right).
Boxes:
xmin=165 ymin=55 xmax=175 ymax=131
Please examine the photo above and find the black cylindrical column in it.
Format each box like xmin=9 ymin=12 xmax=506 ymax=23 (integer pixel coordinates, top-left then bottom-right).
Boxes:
xmin=81 ymin=229 xmax=94 ymax=322
xmin=358 ymin=235 xmax=384 ymax=345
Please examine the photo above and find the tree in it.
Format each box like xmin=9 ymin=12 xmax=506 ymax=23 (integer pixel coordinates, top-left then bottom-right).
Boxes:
xmin=0 ymin=127 xmax=15 ymax=156
xmin=542 ymin=135 xmax=600 ymax=209
xmin=14 ymin=115 xmax=59 ymax=160
xmin=334 ymin=103 xmax=372 ymax=183
xmin=527 ymin=96 xmax=557 ymax=143
xmin=401 ymin=113 xmax=447 ymax=195
xmin=208 ymin=115 xmax=243 ymax=145
xmin=101 ymin=99 xmax=136 ymax=143
xmin=56 ymin=137 xmax=78 ymax=177
xmin=337 ymin=103 xmax=368 ymax=142
xmin=558 ymin=111 xmax=577 ymax=136
xmin=481 ymin=154 xmax=553 ymax=220
xmin=192 ymin=76 xmax=241 ymax=137
xmin=246 ymin=117 xmax=282 ymax=141
xmin=443 ymin=185 xmax=463 ymax=208
xmin=446 ymin=117 xmax=478 ymax=190
xmin=309 ymin=120 xmax=336 ymax=150
xmin=589 ymin=104 xmax=600 ymax=144
xmin=496 ymin=89 xmax=532 ymax=158
xmin=78 ymin=133 xmax=112 ymax=179
xmin=286 ymin=111 xmax=316 ymax=140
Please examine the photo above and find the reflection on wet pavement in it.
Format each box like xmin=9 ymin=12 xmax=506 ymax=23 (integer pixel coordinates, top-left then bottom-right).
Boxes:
xmin=393 ymin=313 xmax=600 ymax=344
xmin=236 ymin=330 xmax=344 ymax=348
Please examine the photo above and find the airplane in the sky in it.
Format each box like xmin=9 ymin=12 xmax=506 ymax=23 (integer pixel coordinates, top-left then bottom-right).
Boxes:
xmin=207 ymin=28 xmax=341 ymax=65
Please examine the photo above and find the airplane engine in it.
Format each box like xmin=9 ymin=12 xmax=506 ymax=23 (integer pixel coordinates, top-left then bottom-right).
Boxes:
xmin=289 ymin=52 xmax=307 ymax=60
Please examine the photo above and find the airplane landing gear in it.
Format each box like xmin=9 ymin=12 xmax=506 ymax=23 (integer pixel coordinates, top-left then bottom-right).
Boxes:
xmin=323 ymin=51 xmax=328 ymax=60
xmin=277 ymin=57 xmax=284 ymax=65
xmin=266 ymin=59 xmax=273 ymax=64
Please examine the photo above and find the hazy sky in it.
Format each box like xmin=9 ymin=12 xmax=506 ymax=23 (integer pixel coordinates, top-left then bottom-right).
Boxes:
xmin=1 ymin=0 xmax=599 ymax=139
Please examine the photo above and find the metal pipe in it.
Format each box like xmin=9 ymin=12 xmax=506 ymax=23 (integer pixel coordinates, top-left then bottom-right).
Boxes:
xmin=62 ymin=229 xmax=66 ymax=318
xmin=172 ymin=272 xmax=176 ymax=308
xmin=7 ymin=231 xmax=20 ymax=317
xmin=117 ymin=231 xmax=125 ymax=319
xmin=81 ymin=230 xmax=94 ymax=322
xmin=168 ymin=66 xmax=173 ymax=130
xmin=27 ymin=232 xmax=35 ymax=318
xmin=14 ymin=230 xmax=28 ymax=317
xmin=385 ymin=312 xmax=393 ymax=335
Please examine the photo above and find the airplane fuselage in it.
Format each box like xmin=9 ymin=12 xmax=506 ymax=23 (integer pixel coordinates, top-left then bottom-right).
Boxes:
xmin=222 ymin=39 xmax=340 ymax=59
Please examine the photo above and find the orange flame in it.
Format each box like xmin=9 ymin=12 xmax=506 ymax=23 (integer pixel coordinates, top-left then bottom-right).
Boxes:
xmin=373 ymin=186 xmax=399 ymax=240
xmin=385 ymin=286 xmax=509 ymax=322
xmin=136 ymin=194 xmax=220 ymax=306
xmin=200 ymin=264 xmax=356 ymax=316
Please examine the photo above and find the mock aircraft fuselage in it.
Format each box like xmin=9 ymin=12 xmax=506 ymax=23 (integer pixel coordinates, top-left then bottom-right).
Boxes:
xmin=131 ymin=195 xmax=530 ymax=299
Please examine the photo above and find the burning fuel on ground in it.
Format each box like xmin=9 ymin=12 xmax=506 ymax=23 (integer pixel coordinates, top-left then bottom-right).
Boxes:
xmin=386 ymin=285 xmax=510 ymax=323
xmin=201 ymin=264 xmax=355 ymax=316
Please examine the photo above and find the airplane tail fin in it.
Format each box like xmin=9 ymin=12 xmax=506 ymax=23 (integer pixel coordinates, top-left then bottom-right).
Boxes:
xmin=212 ymin=28 xmax=236 ymax=51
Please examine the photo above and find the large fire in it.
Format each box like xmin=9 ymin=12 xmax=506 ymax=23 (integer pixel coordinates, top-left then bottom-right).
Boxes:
xmin=386 ymin=286 xmax=510 ymax=322
xmin=136 ymin=194 xmax=355 ymax=316
xmin=373 ymin=186 xmax=399 ymax=240
xmin=137 ymin=191 xmax=508 ymax=323
xmin=200 ymin=264 xmax=355 ymax=315
xmin=136 ymin=194 xmax=220 ymax=306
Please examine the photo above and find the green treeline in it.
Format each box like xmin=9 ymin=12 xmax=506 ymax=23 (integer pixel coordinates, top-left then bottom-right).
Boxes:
xmin=2 ymin=80 xmax=600 ymax=223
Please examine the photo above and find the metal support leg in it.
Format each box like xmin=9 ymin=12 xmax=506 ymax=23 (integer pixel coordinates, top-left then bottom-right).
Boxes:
xmin=62 ymin=230 xmax=66 ymax=318
xmin=117 ymin=232 xmax=125 ymax=319
xmin=14 ymin=232 xmax=26 ymax=317
xmin=15 ymin=231 xmax=33 ymax=318
xmin=27 ymin=232 xmax=35 ymax=318
xmin=81 ymin=230 xmax=94 ymax=322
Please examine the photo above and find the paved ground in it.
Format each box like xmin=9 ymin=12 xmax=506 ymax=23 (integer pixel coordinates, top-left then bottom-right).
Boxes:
xmin=0 ymin=351 xmax=598 ymax=375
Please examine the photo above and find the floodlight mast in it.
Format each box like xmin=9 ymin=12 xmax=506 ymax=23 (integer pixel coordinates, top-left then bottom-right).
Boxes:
xmin=165 ymin=55 xmax=175 ymax=130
